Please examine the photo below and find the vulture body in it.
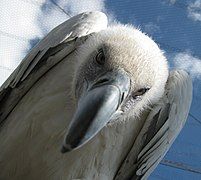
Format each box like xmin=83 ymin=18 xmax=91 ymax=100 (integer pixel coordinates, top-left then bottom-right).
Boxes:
xmin=0 ymin=12 xmax=192 ymax=180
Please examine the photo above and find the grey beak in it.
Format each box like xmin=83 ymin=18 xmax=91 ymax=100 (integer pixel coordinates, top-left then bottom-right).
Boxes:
xmin=61 ymin=70 xmax=130 ymax=153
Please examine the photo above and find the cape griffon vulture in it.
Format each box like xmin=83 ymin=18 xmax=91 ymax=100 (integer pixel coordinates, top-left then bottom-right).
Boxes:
xmin=0 ymin=12 xmax=192 ymax=180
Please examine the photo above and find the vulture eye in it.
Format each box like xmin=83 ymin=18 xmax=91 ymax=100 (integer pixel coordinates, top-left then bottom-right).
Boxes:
xmin=132 ymin=87 xmax=150 ymax=98
xmin=95 ymin=49 xmax=105 ymax=65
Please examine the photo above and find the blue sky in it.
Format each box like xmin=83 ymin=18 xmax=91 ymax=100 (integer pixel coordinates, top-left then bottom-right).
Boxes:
xmin=0 ymin=0 xmax=201 ymax=179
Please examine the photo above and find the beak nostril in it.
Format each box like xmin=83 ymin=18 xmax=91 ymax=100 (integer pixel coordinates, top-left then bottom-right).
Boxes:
xmin=94 ymin=78 xmax=110 ymax=86
xmin=121 ymin=92 xmax=125 ymax=104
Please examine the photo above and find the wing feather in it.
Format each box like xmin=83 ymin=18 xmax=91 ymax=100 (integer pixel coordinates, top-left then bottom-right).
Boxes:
xmin=0 ymin=11 xmax=108 ymax=126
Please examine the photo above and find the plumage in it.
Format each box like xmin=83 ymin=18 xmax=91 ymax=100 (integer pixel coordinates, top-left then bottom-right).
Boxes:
xmin=0 ymin=11 xmax=192 ymax=180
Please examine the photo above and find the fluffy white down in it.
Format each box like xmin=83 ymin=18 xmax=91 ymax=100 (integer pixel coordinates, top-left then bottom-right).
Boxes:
xmin=75 ymin=24 xmax=169 ymax=116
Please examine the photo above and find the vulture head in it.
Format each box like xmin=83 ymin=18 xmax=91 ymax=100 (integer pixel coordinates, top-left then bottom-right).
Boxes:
xmin=61 ymin=25 xmax=169 ymax=153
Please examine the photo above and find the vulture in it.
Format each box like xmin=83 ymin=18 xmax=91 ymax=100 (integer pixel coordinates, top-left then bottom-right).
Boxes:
xmin=0 ymin=11 xmax=192 ymax=180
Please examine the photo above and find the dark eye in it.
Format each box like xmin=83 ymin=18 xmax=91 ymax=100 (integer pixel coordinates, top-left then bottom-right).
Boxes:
xmin=95 ymin=49 xmax=105 ymax=65
xmin=132 ymin=87 xmax=150 ymax=98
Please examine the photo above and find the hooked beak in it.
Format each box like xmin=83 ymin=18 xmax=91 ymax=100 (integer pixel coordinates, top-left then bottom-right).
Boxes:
xmin=61 ymin=70 xmax=130 ymax=153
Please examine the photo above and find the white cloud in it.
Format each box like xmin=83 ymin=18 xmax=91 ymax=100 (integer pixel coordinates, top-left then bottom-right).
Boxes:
xmin=143 ymin=22 xmax=160 ymax=35
xmin=169 ymin=0 xmax=177 ymax=4
xmin=173 ymin=52 xmax=201 ymax=79
xmin=58 ymin=0 xmax=105 ymax=16
xmin=0 ymin=0 xmax=107 ymax=85
xmin=0 ymin=0 xmax=44 ymax=85
xmin=0 ymin=1 xmax=43 ymax=40
xmin=37 ymin=0 xmax=106 ymax=34
xmin=188 ymin=0 xmax=201 ymax=22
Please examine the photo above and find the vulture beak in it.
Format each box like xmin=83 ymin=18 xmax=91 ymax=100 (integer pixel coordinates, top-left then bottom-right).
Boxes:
xmin=61 ymin=70 xmax=130 ymax=153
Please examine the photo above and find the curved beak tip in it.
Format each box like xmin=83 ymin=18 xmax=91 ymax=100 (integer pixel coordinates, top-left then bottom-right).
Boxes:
xmin=61 ymin=71 xmax=130 ymax=152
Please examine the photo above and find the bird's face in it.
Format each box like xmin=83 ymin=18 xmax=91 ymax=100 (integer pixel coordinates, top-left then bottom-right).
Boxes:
xmin=61 ymin=25 xmax=169 ymax=153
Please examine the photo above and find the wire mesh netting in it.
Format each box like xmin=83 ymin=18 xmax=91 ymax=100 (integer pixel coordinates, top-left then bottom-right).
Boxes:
xmin=0 ymin=0 xmax=201 ymax=179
